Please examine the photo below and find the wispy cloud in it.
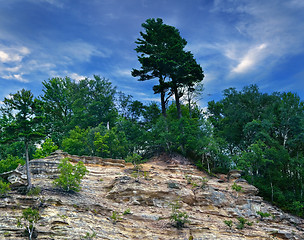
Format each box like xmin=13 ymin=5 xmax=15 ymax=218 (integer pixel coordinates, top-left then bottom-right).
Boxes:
xmin=113 ymin=68 xmax=132 ymax=78
xmin=231 ymin=43 xmax=267 ymax=74
xmin=2 ymin=74 xmax=28 ymax=83
xmin=0 ymin=45 xmax=30 ymax=82
xmin=69 ymin=73 xmax=87 ymax=82
xmin=57 ymin=40 xmax=111 ymax=62
xmin=0 ymin=46 xmax=30 ymax=63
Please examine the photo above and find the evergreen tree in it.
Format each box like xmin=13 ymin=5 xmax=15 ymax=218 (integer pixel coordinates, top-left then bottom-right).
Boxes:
xmin=1 ymin=89 xmax=45 ymax=189
xmin=132 ymin=18 xmax=187 ymax=117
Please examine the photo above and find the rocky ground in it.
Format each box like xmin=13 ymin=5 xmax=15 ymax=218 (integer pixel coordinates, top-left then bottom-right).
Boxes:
xmin=0 ymin=151 xmax=303 ymax=240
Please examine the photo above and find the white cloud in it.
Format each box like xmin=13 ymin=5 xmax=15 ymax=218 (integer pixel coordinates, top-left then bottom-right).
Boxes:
xmin=69 ymin=73 xmax=86 ymax=82
xmin=59 ymin=41 xmax=111 ymax=62
xmin=113 ymin=68 xmax=132 ymax=77
xmin=0 ymin=46 xmax=30 ymax=63
xmin=0 ymin=45 xmax=31 ymax=82
xmin=232 ymin=43 xmax=267 ymax=74
xmin=1 ymin=73 xmax=29 ymax=83
xmin=210 ymin=0 xmax=304 ymax=73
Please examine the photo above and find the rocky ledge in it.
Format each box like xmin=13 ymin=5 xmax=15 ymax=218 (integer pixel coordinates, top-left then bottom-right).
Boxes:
xmin=0 ymin=151 xmax=303 ymax=239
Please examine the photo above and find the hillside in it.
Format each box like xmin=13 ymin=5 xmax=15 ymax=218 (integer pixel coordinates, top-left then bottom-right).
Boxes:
xmin=0 ymin=151 xmax=303 ymax=240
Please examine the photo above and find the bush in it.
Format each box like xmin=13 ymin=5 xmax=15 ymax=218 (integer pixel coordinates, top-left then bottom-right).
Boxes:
xmin=236 ymin=217 xmax=252 ymax=230
xmin=231 ymin=182 xmax=243 ymax=192
xmin=288 ymin=201 xmax=304 ymax=217
xmin=170 ymin=201 xmax=190 ymax=229
xmin=224 ymin=220 xmax=233 ymax=230
xmin=123 ymin=208 xmax=131 ymax=215
xmin=27 ymin=187 xmax=41 ymax=196
xmin=125 ymin=153 xmax=142 ymax=164
xmin=17 ymin=207 xmax=40 ymax=240
xmin=110 ymin=211 xmax=122 ymax=224
xmin=53 ymin=158 xmax=88 ymax=192
xmin=0 ymin=155 xmax=25 ymax=174
xmin=33 ymin=138 xmax=58 ymax=159
xmin=0 ymin=178 xmax=10 ymax=197
xmin=256 ymin=211 xmax=272 ymax=220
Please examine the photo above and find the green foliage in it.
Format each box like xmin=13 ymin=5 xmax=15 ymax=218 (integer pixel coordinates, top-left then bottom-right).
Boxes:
xmin=1 ymin=89 xmax=45 ymax=189
xmin=224 ymin=220 xmax=233 ymax=230
xmin=170 ymin=200 xmax=190 ymax=229
xmin=231 ymin=182 xmax=243 ymax=192
xmin=27 ymin=187 xmax=41 ymax=196
xmin=17 ymin=207 xmax=40 ymax=240
xmin=33 ymin=138 xmax=58 ymax=159
xmin=0 ymin=178 xmax=10 ymax=197
xmin=132 ymin=18 xmax=204 ymax=118
xmin=81 ymin=231 xmax=96 ymax=240
xmin=42 ymin=76 xmax=117 ymax=144
xmin=57 ymin=214 xmax=68 ymax=220
xmin=0 ymin=154 xmax=25 ymax=174
xmin=184 ymin=175 xmax=208 ymax=189
xmin=256 ymin=211 xmax=272 ymax=220
xmin=236 ymin=217 xmax=252 ymax=230
xmin=123 ymin=208 xmax=131 ymax=215
xmin=208 ymin=85 xmax=304 ymax=217
xmin=53 ymin=158 xmax=88 ymax=192
xmin=0 ymin=141 xmax=30 ymax=161
xmin=288 ymin=201 xmax=304 ymax=217
xmin=131 ymin=164 xmax=143 ymax=179
xmin=62 ymin=126 xmax=91 ymax=156
xmin=2 ymin=71 xmax=304 ymax=220
xmin=94 ymin=127 xmax=128 ymax=159
xmin=125 ymin=153 xmax=142 ymax=164
xmin=110 ymin=211 xmax=121 ymax=224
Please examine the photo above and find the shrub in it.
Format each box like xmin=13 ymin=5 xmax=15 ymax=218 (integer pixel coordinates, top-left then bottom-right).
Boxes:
xmin=256 ymin=211 xmax=272 ymax=220
xmin=123 ymin=208 xmax=131 ymax=215
xmin=289 ymin=201 xmax=304 ymax=217
xmin=224 ymin=220 xmax=233 ymax=230
xmin=170 ymin=201 xmax=190 ymax=229
xmin=110 ymin=211 xmax=122 ymax=224
xmin=0 ymin=178 xmax=10 ymax=197
xmin=236 ymin=217 xmax=252 ymax=230
xmin=27 ymin=187 xmax=41 ymax=196
xmin=17 ymin=207 xmax=40 ymax=240
xmin=53 ymin=158 xmax=88 ymax=192
xmin=33 ymin=138 xmax=58 ymax=159
xmin=0 ymin=155 xmax=25 ymax=174
xmin=231 ymin=182 xmax=243 ymax=192
xmin=126 ymin=153 xmax=142 ymax=165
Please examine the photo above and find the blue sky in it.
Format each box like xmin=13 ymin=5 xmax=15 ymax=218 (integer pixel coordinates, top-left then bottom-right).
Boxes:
xmin=0 ymin=0 xmax=303 ymax=107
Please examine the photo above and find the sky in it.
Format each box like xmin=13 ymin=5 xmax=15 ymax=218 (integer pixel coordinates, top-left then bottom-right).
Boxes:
xmin=0 ymin=0 xmax=303 ymax=107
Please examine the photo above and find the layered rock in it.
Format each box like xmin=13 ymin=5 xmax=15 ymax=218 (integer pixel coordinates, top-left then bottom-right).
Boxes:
xmin=0 ymin=153 xmax=303 ymax=240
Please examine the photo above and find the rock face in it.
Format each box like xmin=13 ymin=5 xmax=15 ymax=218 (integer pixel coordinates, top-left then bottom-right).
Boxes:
xmin=0 ymin=152 xmax=303 ymax=240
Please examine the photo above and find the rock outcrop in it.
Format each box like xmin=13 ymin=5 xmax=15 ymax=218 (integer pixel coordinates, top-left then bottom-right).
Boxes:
xmin=0 ymin=152 xmax=303 ymax=239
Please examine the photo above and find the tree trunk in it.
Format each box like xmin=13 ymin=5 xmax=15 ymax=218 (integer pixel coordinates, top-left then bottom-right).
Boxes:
xmin=25 ymin=141 xmax=32 ymax=190
xmin=188 ymin=90 xmax=192 ymax=118
xmin=270 ymin=182 xmax=274 ymax=203
xmin=174 ymin=86 xmax=182 ymax=119
xmin=160 ymin=90 xmax=167 ymax=117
